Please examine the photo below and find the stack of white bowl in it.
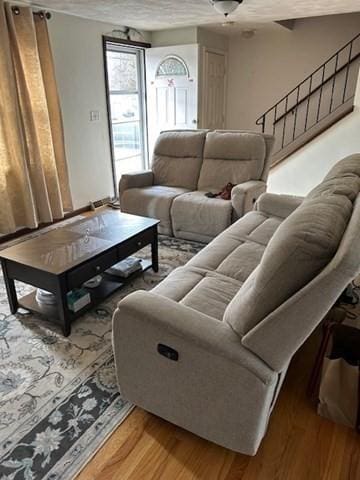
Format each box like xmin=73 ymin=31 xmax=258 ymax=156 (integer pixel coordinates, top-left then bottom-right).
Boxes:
xmin=36 ymin=289 xmax=57 ymax=305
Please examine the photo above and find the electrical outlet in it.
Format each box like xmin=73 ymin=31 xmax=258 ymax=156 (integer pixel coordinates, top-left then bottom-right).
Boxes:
xmin=90 ymin=110 xmax=100 ymax=121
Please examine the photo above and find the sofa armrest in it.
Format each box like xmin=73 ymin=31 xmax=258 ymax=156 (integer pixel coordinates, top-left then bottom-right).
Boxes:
xmin=255 ymin=193 xmax=304 ymax=219
xmin=113 ymin=290 xmax=274 ymax=385
xmin=231 ymin=181 xmax=267 ymax=217
xmin=119 ymin=170 xmax=153 ymax=199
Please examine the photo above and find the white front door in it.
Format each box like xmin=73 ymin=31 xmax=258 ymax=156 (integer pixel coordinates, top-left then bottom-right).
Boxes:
xmin=201 ymin=49 xmax=227 ymax=130
xmin=146 ymin=44 xmax=199 ymax=158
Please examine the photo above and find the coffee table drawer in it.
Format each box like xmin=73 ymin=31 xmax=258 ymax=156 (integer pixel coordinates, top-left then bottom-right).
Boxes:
xmin=67 ymin=248 xmax=117 ymax=289
xmin=118 ymin=230 xmax=154 ymax=260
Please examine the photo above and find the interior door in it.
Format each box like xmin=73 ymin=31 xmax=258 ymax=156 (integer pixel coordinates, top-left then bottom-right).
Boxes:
xmin=201 ymin=49 xmax=227 ymax=130
xmin=146 ymin=44 xmax=199 ymax=157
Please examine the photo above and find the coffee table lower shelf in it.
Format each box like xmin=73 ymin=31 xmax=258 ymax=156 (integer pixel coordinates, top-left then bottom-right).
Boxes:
xmin=18 ymin=259 xmax=152 ymax=323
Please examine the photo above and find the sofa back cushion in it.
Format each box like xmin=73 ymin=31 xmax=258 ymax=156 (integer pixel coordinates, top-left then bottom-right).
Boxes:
xmin=323 ymin=154 xmax=360 ymax=180
xmin=306 ymin=155 xmax=360 ymax=202
xmin=241 ymin=155 xmax=360 ymax=372
xmin=197 ymin=131 xmax=267 ymax=191
xmin=224 ymin=194 xmax=352 ymax=337
xmin=152 ymin=130 xmax=207 ymax=190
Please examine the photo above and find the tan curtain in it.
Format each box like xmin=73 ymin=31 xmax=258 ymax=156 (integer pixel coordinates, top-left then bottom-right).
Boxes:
xmin=0 ymin=1 xmax=72 ymax=235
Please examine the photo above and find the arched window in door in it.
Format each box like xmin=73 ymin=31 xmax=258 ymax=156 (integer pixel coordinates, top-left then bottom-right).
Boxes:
xmin=156 ymin=55 xmax=189 ymax=77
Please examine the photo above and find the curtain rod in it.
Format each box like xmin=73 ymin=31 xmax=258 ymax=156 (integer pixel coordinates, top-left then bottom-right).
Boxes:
xmin=11 ymin=5 xmax=52 ymax=19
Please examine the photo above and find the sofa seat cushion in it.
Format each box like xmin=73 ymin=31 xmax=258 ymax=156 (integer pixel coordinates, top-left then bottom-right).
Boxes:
xmin=225 ymin=194 xmax=353 ymax=337
xmin=216 ymin=241 xmax=265 ymax=283
xmin=181 ymin=275 xmax=242 ymax=320
xmin=153 ymin=209 xmax=284 ymax=319
xmin=153 ymin=266 xmax=242 ymax=320
xmin=121 ymin=185 xmax=189 ymax=235
xmin=198 ymin=131 xmax=266 ymax=191
xmin=171 ymin=191 xmax=233 ymax=243
xmin=187 ymin=211 xmax=283 ymax=277
xmin=152 ymin=130 xmax=207 ymax=190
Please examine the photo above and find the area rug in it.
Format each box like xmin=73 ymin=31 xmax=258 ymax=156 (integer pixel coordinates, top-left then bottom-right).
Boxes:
xmin=0 ymin=234 xmax=203 ymax=480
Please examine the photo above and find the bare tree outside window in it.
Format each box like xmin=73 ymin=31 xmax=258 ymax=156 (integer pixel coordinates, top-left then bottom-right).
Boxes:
xmin=108 ymin=52 xmax=137 ymax=92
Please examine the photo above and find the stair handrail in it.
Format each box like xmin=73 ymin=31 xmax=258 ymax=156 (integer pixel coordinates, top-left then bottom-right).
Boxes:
xmin=256 ymin=31 xmax=360 ymax=131
xmin=274 ymin=52 xmax=360 ymax=126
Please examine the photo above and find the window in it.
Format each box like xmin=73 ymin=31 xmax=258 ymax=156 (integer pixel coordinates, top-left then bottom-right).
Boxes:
xmin=104 ymin=39 xmax=148 ymax=193
xmin=156 ymin=55 xmax=189 ymax=77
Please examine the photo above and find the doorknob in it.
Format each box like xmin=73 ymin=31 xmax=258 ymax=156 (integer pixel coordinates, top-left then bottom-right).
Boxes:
xmin=192 ymin=119 xmax=197 ymax=124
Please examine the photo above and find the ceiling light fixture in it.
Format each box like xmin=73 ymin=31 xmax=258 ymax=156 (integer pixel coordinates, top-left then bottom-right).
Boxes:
xmin=211 ymin=0 xmax=243 ymax=18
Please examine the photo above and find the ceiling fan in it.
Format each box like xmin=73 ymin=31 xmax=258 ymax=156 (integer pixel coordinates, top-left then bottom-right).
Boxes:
xmin=210 ymin=0 xmax=243 ymax=18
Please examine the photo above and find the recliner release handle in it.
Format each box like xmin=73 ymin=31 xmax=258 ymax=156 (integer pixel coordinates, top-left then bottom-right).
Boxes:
xmin=157 ymin=343 xmax=179 ymax=361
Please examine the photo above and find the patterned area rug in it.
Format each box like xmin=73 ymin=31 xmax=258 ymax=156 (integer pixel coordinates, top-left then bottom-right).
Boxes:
xmin=0 ymin=234 xmax=203 ymax=480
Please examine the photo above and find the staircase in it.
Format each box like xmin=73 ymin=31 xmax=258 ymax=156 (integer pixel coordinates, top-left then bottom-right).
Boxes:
xmin=256 ymin=32 xmax=360 ymax=166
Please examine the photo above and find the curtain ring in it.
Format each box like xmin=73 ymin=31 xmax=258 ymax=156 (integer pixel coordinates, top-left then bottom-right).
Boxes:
xmin=38 ymin=11 xmax=52 ymax=20
xmin=12 ymin=6 xmax=20 ymax=15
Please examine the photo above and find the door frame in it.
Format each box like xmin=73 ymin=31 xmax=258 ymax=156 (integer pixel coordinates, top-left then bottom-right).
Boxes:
xmin=200 ymin=46 xmax=228 ymax=130
xmin=102 ymin=36 xmax=151 ymax=197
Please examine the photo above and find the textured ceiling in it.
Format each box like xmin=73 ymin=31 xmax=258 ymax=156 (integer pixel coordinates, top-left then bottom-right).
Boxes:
xmin=23 ymin=0 xmax=360 ymax=30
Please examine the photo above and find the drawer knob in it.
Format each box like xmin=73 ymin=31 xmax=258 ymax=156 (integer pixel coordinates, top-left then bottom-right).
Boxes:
xmin=95 ymin=266 xmax=101 ymax=272
xmin=137 ymin=241 xmax=142 ymax=247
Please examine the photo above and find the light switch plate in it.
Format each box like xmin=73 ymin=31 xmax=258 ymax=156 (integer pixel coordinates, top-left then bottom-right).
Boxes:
xmin=90 ymin=110 xmax=100 ymax=121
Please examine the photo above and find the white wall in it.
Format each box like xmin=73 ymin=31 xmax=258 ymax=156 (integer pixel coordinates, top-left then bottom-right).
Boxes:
xmin=268 ymin=110 xmax=360 ymax=195
xmin=226 ymin=13 xmax=360 ymax=131
xmin=197 ymin=27 xmax=229 ymax=52
xmin=48 ymin=12 xmax=150 ymax=209
xmin=268 ymin=68 xmax=360 ymax=195
xmin=151 ymin=26 xmax=197 ymax=47
xmin=150 ymin=26 xmax=228 ymax=50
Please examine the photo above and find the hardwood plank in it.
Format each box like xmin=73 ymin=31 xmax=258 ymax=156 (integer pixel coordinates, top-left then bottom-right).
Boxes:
xmin=174 ymin=436 xmax=234 ymax=480
xmin=157 ymin=429 xmax=219 ymax=480
xmin=125 ymin=418 xmax=179 ymax=480
xmin=223 ymin=454 xmax=250 ymax=480
xmin=75 ymin=408 xmax=148 ymax=480
xmin=76 ymin=328 xmax=360 ymax=480
xmin=94 ymin=414 xmax=175 ymax=480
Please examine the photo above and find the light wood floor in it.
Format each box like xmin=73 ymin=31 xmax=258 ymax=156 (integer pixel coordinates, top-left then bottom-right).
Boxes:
xmin=76 ymin=329 xmax=360 ymax=480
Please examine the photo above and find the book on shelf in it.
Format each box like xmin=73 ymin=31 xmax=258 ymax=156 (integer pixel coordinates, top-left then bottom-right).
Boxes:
xmin=106 ymin=256 xmax=142 ymax=278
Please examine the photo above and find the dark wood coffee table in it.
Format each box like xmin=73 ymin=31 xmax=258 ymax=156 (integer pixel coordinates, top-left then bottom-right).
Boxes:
xmin=0 ymin=210 xmax=159 ymax=336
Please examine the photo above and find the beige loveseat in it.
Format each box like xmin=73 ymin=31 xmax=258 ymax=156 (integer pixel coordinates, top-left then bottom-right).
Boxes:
xmin=113 ymin=154 xmax=360 ymax=455
xmin=120 ymin=129 xmax=274 ymax=242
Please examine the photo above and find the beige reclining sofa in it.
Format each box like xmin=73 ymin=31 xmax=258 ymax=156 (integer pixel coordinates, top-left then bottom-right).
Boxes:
xmin=120 ymin=129 xmax=274 ymax=242
xmin=113 ymin=154 xmax=360 ymax=455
